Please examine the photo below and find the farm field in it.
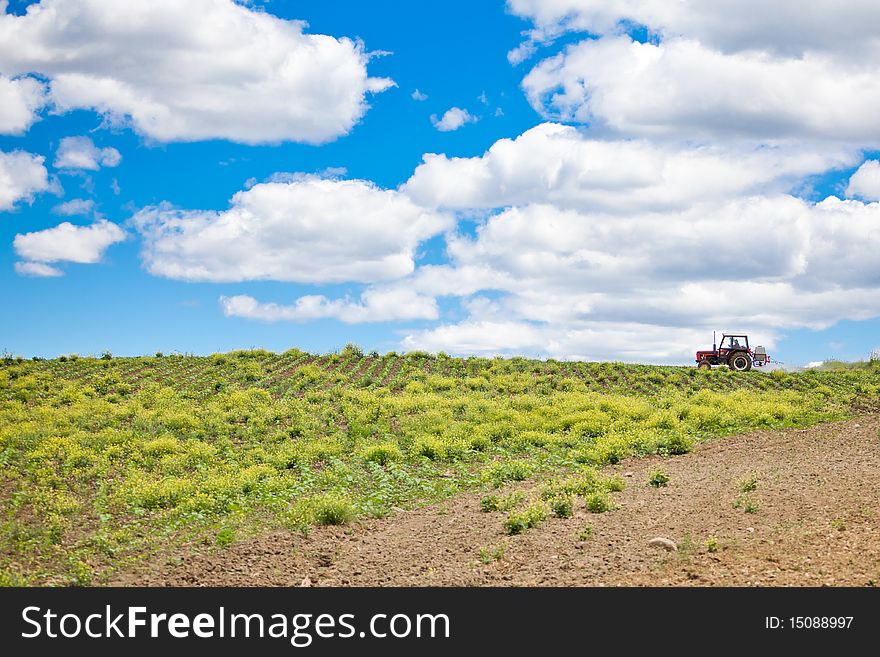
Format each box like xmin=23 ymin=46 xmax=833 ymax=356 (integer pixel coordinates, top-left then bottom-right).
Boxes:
xmin=2 ymin=347 xmax=879 ymax=586
xmin=119 ymin=415 xmax=880 ymax=587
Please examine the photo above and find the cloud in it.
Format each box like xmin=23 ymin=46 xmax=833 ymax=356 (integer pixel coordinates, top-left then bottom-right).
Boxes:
xmin=411 ymin=89 xmax=428 ymax=101
xmin=506 ymin=0 xmax=880 ymax=58
xmin=0 ymin=0 xmax=393 ymax=145
xmin=509 ymin=3 xmax=880 ymax=147
xmin=0 ymin=74 xmax=46 ymax=135
xmin=220 ymin=286 xmax=439 ymax=323
xmin=13 ymin=219 xmax=126 ymax=265
xmin=846 ymin=160 xmax=880 ymax=201
xmin=507 ymin=41 xmax=537 ymax=66
xmin=521 ymin=36 xmax=880 ymax=144
xmin=0 ymin=150 xmax=50 ymax=212
xmin=403 ymin=320 xmax=714 ymax=362
xmin=395 ymin=193 xmax=880 ymax=361
xmin=430 ymin=107 xmax=477 ymax=132
xmin=404 ymin=123 xmax=857 ymax=212
xmin=447 ymin=197 xmax=880 ymax=308
xmin=53 ymin=136 xmax=121 ymax=170
xmin=52 ymin=198 xmax=95 ymax=216
xmin=403 ymin=320 xmax=546 ymax=356
xmin=133 ymin=176 xmax=452 ymax=283
xmin=14 ymin=261 xmax=64 ymax=277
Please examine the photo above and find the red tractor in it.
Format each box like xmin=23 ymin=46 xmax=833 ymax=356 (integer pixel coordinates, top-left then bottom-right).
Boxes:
xmin=695 ymin=332 xmax=770 ymax=371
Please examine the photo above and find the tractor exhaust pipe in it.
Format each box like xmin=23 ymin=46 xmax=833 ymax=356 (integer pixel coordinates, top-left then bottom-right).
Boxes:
xmin=713 ymin=331 xmax=716 ymax=352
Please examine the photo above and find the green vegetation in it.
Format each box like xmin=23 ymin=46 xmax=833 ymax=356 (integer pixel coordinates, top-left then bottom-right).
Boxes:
xmin=733 ymin=497 xmax=760 ymax=514
xmin=550 ymin=495 xmax=574 ymax=518
xmin=503 ymin=502 xmax=548 ymax=535
xmin=648 ymin=469 xmax=670 ymax=488
xmin=480 ymin=492 xmax=525 ymax=513
xmin=585 ymin=492 xmax=613 ymax=513
xmin=1 ymin=349 xmax=878 ymax=584
xmin=809 ymin=352 xmax=880 ymax=372
xmin=577 ymin=525 xmax=593 ymax=541
xmin=215 ymin=526 xmax=236 ymax=547
xmin=739 ymin=473 xmax=758 ymax=493
xmin=478 ymin=543 xmax=507 ymax=564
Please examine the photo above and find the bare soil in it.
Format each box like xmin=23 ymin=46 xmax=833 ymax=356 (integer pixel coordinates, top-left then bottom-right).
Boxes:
xmin=112 ymin=415 xmax=880 ymax=587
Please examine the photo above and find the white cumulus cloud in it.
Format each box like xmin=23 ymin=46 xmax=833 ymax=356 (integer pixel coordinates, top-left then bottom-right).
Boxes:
xmin=397 ymin=194 xmax=880 ymax=361
xmin=221 ymin=286 xmax=439 ymax=324
xmin=54 ymin=136 xmax=121 ymax=170
xmin=403 ymin=320 xmax=714 ymax=363
xmin=506 ymin=0 xmax=880 ymax=57
xmin=522 ymin=36 xmax=880 ymax=144
xmin=846 ymin=160 xmax=880 ymax=201
xmin=404 ymin=123 xmax=857 ymax=212
xmin=133 ymin=176 xmax=452 ymax=283
xmin=0 ymin=74 xmax=46 ymax=135
xmin=13 ymin=219 xmax=126 ymax=273
xmin=431 ymin=107 xmax=477 ymax=132
xmin=0 ymin=0 xmax=393 ymax=144
xmin=0 ymin=150 xmax=50 ymax=212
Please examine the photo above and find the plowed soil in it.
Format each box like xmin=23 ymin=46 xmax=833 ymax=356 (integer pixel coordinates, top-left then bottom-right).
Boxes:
xmin=113 ymin=415 xmax=880 ymax=587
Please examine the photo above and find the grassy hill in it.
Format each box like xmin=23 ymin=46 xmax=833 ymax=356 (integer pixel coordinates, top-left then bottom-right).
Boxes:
xmin=2 ymin=347 xmax=879 ymax=585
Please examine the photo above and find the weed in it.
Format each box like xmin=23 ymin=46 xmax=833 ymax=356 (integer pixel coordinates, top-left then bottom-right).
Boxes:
xmin=705 ymin=536 xmax=719 ymax=552
xmin=503 ymin=502 xmax=547 ymax=535
xmin=362 ymin=442 xmax=402 ymax=466
xmin=585 ymin=492 xmax=612 ymax=513
xmin=648 ymin=469 xmax=670 ymax=488
xmin=660 ymin=433 xmax=693 ymax=455
xmin=734 ymin=497 xmax=760 ymax=514
xmin=481 ymin=492 xmax=524 ymax=513
xmin=216 ymin=527 xmax=236 ymax=547
xmin=485 ymin=460 xmax=532 ymax=487
xmin=312 ymin=494 xmax=354 ymax=526
xmin=739 ymin=473 xmax=758 ymax=493
xmin=550 ymin=495 xmax=574 ymax=518
xmin=677 ymin=535 xmax=696 ymax=555
xmin=605 ymin=475 xmax=626 ymax=492
xmin=66 ymin=560 xmax=94 ymax=587
xmin=577 ymin=526 xmax=593 ymax=541
xmin=478 ymin=543 xmax=507 ymax=564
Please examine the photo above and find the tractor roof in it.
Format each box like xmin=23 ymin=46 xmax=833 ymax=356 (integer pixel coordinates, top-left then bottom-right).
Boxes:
xmin=721 ymin=333 xmax=748 ymax=337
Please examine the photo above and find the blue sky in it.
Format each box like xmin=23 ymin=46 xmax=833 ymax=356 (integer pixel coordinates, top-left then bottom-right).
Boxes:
xmin=1 ymin=0 xmax=879 ymax=364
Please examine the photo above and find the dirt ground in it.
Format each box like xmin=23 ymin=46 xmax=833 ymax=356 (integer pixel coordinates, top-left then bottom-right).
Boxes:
xmin=113 ymin=415 xmax=880 ymax=587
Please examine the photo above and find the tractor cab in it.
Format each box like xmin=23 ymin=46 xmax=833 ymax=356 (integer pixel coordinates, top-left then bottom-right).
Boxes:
xmin=718 ymin=334 xmax=749 ymax=356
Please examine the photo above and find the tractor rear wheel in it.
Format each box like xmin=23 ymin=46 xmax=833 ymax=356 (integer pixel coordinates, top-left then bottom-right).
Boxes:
xmin=729 ymin=352 xmax=752 ymax=372
xmin=697 ymin=360 xmax=711 ymax=370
